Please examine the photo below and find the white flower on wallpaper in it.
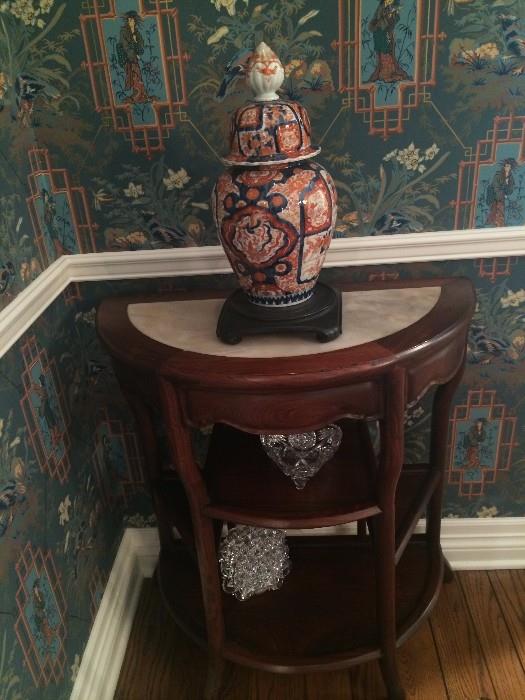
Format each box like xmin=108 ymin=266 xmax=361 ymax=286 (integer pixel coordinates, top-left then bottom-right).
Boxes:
xmin=501 ymin=288 xmax=525 ymax=308
xmin=476 ymin=505 xmax=499 ymax=518
xmin=0 ymin=0 xmax=54 ymax=27
xmin=211 ymin=0 xmax=248 ymax=17
xmin=75 ymin=308 xmax=96 ymax=326
xmin=383 ymin=142 xmax=441 ymax=173
xmin=123 ymin=182 xmax=144 ymax=199
xmin=58 ymin=494 xmax=72 ymax=526
xmin=163 ymin=167 xmax=191 ymax=190
xmin=424 ymin=144 xmax=440 ymax=160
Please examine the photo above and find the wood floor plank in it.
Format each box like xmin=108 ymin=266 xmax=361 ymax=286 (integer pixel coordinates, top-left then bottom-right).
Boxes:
xmin=115 ymin=578 xmax=209 ymax=700
xmin=222 ymin=667 xmax=307 ymax=700
xmin=349 ymin=622 xmax=448 ymax=700
xmin=250 ymin=672 xmax=307 ymax=700
xmin=397 ymin=621 xmax=448 ymax=700
xmin=118 ymin=573 xmax=525 ymax=700
xmin=350 ymin=660 xmax=386 ymax=699
xmin=219 ymin=652 xmax=355 ymax=698
xmin=488 ymin=569 xmax=525 ymax=667
xmin=304 ymin=670 xmax=353 ymax=699
xmin=430 ymin=576 xmax=496 ymax=700
xmin=219 ymin=663 xmax=257 ymax=700
xmin=458 ymin=571 xmax=525 ymax=700
xmin=222 ymin=666 xmax=353 ymax=699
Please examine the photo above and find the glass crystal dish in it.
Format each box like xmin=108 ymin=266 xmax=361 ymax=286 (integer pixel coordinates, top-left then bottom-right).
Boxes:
xmin=260 ymin=424 xmax=343 ymax=489
xmin=218 ymin=525 xmax=291 ymax=601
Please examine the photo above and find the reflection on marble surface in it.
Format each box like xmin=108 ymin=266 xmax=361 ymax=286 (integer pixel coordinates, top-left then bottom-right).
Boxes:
xmin=127 ymin=287 xmax=441 ymax=358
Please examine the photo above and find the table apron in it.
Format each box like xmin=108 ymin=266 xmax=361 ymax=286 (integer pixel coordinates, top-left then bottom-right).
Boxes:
xmin=180 ymin=382 xmax=383 ymax=431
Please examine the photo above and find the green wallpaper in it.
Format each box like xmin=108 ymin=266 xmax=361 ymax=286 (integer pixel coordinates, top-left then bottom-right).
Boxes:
xmin=1 ymin=0 xmax=525 ymax=310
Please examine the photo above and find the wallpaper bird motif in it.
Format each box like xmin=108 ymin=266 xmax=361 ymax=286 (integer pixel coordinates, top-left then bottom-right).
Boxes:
xmin=0 ymin=1 xmax=525 ymax=698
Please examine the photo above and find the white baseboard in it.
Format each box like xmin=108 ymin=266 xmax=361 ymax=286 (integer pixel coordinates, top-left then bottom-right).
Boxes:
xmin=70 ymin=518 xmax=525 ymax=699
xmin=438 ymin=516 xmax=525 ymax=569
xmin=291 ymin=517 xmax=525 ymax=570
xmin=70 ymin=529 xmax=147 ymax=700
xmin=3 ymin=225 xmax=525 ymax=360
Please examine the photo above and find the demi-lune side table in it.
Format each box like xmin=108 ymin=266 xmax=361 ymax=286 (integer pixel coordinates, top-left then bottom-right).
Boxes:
xmin=97 ymin=277 xmax=475 ymax=700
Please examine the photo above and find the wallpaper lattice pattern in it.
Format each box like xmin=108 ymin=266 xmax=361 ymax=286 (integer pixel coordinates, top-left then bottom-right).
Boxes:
xmin=1 ymin=1 xmax=525 ymax=309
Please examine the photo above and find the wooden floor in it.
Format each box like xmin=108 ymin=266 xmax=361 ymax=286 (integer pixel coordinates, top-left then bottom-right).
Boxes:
xmin=116 ymin=570 xmax=525 ymax=700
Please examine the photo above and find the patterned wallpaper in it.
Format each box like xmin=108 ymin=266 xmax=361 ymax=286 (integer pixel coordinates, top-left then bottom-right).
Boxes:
xmin=0 ymin=279 xmax=153 ymax=700
xmin=1 ymin=2 xmax=525 ymax=698
xmin=1 ymin=0 xmax=525 ymax=310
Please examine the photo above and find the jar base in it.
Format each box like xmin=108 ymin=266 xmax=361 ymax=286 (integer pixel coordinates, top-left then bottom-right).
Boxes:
xmin=247 ymin=289 xmax=314 ymax=307
xmin=216 ymin=283 xmax=342 ymax=345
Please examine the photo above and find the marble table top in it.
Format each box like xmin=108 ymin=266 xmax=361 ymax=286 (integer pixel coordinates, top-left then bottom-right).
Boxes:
xmin=127 ymin=287 xmax=441 ymax=359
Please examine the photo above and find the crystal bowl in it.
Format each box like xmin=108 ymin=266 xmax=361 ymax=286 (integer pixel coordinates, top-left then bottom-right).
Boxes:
xmin=260 ymin=424 xmax=342 ymax=489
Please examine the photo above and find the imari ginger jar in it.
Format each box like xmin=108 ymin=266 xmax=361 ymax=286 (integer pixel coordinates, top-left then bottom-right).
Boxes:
xmin=212 ymin=43 xmax=337 ymax=307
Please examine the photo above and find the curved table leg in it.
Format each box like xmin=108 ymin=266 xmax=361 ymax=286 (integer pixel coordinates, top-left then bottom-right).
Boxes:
xmin=379 ymin=657 xmax=406 ymax=700
xmin=204 ymin=654 xmax=225 ymax=700
xmin=376 ymin=369 xmax=406 ymax=700
xmin=427 ymin=356 xmax=466 ymax=586
xmin=159 ymin=380 xmax=226 ymax=700
xmin=376 ymin=512 xmax=406 ymax=700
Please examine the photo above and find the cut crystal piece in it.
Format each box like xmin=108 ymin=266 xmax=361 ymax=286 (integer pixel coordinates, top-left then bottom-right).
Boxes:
xmin=218 ymin=525 xmax=291 ymax=600
xmin=260 ymin=424 xmax=342 ymax=489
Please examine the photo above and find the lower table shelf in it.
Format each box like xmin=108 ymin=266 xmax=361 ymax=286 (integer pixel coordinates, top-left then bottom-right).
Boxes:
xmin=203 ymin=420 xmax=379 ymax=529
xmin=157 ymin=534 xmax=443 ymax=673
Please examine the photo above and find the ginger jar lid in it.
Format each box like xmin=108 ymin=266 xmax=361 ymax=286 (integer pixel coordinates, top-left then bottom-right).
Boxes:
xmin=223 ymin=42 xmax=320 ymax=167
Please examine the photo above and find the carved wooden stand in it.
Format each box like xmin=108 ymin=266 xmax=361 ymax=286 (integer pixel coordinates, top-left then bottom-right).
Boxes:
xmin=216 ymin=282 xmax=342 ymax=344
xmin=97 ymin=277 xmax=475 ymax=700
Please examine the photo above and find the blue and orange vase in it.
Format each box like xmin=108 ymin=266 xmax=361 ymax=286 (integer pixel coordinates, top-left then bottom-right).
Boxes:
xmin=212 ymin=43 xmax=337 ymax=307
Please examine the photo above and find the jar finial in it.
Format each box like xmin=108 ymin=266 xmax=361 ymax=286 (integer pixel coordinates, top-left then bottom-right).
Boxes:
xmin=246 ymin=42 xmax=285 ymax=101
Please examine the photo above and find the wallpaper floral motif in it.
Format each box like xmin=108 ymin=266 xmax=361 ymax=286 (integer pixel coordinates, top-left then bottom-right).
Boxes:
xmin=1 ymin=0 xmax=525 ymax=309
xmin=0 ymin=282 xmax=150 ymax=700
xmin=1 ymin=1 xmax=525 ymax=698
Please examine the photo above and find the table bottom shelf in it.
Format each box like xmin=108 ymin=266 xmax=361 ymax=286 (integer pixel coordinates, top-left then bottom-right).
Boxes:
xmin=157 ymin=534 xmax=443 ymax=673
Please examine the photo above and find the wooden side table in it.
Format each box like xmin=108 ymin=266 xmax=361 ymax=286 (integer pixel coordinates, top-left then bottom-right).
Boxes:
xmin=97 ymin=277 xmax=475 ymax=700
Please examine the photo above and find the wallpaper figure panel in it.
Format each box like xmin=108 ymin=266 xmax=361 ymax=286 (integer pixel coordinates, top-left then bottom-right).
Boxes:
xmin=448 ymin=388 xmax=517 ymax=499
xmin=454 ymin=114 xmax=525 ymax=284
xmin=335 ymin=0 xmax=441 ymax=138
xmin=89 ymin=566 xmax=107 ymax=624
xmin=26 ymin=148 xmax=97 ymax=267
xmin=14 ymin=543 xmax=67 ymax=688
xmin=92 ymin=406 xmax=144 ymax=509
xmin=455 ymin=114 xmax=525 ymax=231
xmin=80 ymin=0 xmax=189 ymax=157
xmin=20 ymin=335 xmax=70 ymax=484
